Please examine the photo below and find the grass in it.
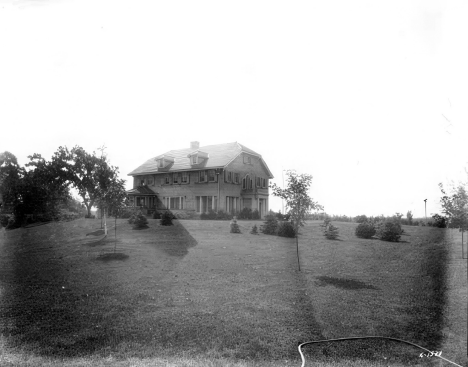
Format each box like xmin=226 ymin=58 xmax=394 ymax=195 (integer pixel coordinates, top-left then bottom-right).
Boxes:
xmin=0 ymin=218 xmax=466 ymax=367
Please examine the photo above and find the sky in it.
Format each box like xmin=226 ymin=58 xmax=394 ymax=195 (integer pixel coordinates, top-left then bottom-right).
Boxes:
xmin=1 ymin=0 xmax=467 ymax=218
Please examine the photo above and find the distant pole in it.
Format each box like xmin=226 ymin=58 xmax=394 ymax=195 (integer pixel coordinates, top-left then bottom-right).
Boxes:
xmin=424 ymin=199 xmax=427 ymax=225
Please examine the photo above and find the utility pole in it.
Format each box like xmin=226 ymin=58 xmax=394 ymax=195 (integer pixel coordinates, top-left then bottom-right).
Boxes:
xmin=424 ymin=199 xmax=427 ymax=225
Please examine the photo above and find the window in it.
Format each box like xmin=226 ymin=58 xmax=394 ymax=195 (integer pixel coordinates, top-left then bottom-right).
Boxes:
xmin=242 ymin=174 xmax=252 ymax=189
xmin=256 ymin=177 xmax=261 ymax=187
xmin=262 ymin=178 xmax=267 ymax=188
xmin=165 ymin=175 xmax=171 ymax=184
xmin=196 ymin=196 xmax=218 ymax=213
xmin=192 ymin=155 xmax=197 ymax=164
xmin=225 ymin=170 xmax=232 ymax=182
xmin=181 ymin=172 xmax=188 ymax=183
xmin=165 ymin=196 xmax=184 ymax=210
xmin=158 ymin=159 xmax=164 ymax=168
xmin=208 ymin=170 xmax=216 ymax=182
xmin=140 ymin=179 xmax=146 ymax=186
xmin=234 ymin=173 xmax=240 ymax=184
xmin=199 ymin=170 xmax=206 ymax=182
xmin=173 ymin=173 xmax=179 ymax=184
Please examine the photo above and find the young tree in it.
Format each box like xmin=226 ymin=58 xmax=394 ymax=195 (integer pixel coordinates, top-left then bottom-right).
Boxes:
xmin=439 ymin=183 xmax=468 ymax=245
xmin=270 ymin=170 xmax=323 ymax=271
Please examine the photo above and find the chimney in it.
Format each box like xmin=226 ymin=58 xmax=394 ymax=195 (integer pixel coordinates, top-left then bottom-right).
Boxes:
xmin=190 ymin=141 xmax=200 ymax=150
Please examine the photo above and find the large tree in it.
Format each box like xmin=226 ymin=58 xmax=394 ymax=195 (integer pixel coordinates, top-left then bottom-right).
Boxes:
xmin=0 ymin=151 xmax=22 ymax=213
xmin=270 ymin=170 xmax=323 ymax=271
xmin=439 ymin=183 xmax=468 ymax=231
xmin=52 ymin=146 xmax=126 ymax=217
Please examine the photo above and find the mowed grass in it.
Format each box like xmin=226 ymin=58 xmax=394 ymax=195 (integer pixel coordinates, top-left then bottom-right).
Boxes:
xmin=0 ymin=218 xmax=465 ymax=367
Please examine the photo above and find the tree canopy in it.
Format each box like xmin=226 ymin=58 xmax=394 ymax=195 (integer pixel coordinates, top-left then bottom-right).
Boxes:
xmin=439 ymin=183 xmax=468 ymax=231
xmin=51 ymin=146 xmax=127 ymax=217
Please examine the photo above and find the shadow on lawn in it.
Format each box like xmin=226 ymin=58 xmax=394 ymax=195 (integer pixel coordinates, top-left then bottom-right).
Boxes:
xmin=315 ymin=276 xmax=379 ymax=290
xmin=0 ymin=219 xmax=199 ymax=357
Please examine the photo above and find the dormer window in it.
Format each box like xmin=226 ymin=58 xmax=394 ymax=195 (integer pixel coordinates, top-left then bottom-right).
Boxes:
xmin=243 ymin=154 xmax=252 ymax=164
xmin=188 ymin=150 xmax=208 ymax=165
xmin=155 ymin=155 xmax=174 ymax=169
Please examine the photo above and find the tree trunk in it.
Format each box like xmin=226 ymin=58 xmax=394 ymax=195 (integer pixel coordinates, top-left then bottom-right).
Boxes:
xmin=296 ymin=234 xmax=301 ymax=272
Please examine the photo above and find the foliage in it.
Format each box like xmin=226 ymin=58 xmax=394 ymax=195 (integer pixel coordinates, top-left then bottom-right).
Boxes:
xmin=322 ymin=220 xmax=339 ymax=240
xmin=277 ymin=221 xmax=296 ymax=238
xmin=51 ymin=146 xmax=127 ymax=218
xmin=1 ymin=152 xmax=72 ymax=227
xmin=274 ymin=210 xmax=291 ymax=221
xmin=238 ymin=207 xmax=253 ymax=220
xmin=250 ymin=224 xmax=258 ymax=235
xmin=251 ymin=209 xmax=260 ymax=220
xmin=406 ymin=211 xmax=413 ymax=225
xmin=376 ymin=220 xmax=401 ymax=242
xmin=230 ymin=217 xmax=241 ymax=233
xmin=355 ymin=222 xmax=376 ymax=239
xmin=270 ymin=170 xmax=322 ymax=236
xmin=431 ymin=214 xmax=447 ymax=228
xmin=354 ymin=215 xmax=368 ymax=223
xmin=0 ymin=214 xmax=10 ymax=228
xmin=160 ymin=211 xmax=174 ymax=226
xmin=152 ymin=210 xmax=161 ymax=219
xmin=439 ymin=183 xmax=468 ymax=232
xmin=120 ymin=208 xmax=134 ymax=219
xmin=85 ymin=214 xmax=96 ymax=219
xmin=132 ymin=211 xmax=149 ymax=229
xmin=260 ymin=215 xmax=278 ymax=235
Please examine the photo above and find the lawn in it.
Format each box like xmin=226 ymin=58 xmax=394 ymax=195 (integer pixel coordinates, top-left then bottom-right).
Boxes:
xmin=0 ymin=218 xmax=466 ymax=367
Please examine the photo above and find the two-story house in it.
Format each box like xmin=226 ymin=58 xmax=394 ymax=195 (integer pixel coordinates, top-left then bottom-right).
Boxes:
xmin=127 ymin=141 xmax=274 ymax=217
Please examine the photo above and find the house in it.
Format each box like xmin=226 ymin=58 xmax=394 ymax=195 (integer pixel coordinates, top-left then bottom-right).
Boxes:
xmin=127 ymin=141 xmax=274 ymax=217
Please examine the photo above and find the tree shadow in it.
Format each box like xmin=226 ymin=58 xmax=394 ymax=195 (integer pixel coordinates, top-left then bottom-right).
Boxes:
xmin=315 ymin=276 xmax=379 ymax=290
xmin=96 ymin=252 xmax=129 ymax=262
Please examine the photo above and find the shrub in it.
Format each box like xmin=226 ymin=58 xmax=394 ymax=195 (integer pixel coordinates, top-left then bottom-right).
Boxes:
xmin=251 ymin=209 xmax=261 ymax=220
xmin=324 ymin=223 xmax=339 ymax=240
xmin=5 ymin=215 xmax=19 ymax=230
xmin=120 ymin=209 xmax=133 ymax=219
xmin=376 ymin=221 xmax=401 ymax=242
xmin=355 ymin=215 xmax=368 ymax=223
xmin=85 ymin=214 xmax=96 ymax=219
xmin=152 ymin=210 xmax=161 ymax=219
xmin=238 ymin=207 xmax=252 ymax=220
xmin=128 ymin=213 xmax=137 ymax=225
xmin=216 ymin=210 xmax=232 ymax=220
xmin=230 ymin=217 xmax=241 ymax=233
xmin=355 ymin=222 xmax=376 ymax=239
xmin=277 ymin=221 xmax=295 ymax=238
xmin=432 ymin=214 xmax=447 ymax=228
xmin=160 ymin=211 xmax=174 ymax=226
xmin=200 ymin=210 xmax=217 ymax=220
xmin=132 ymin=211 xmax=149 ymax=229
xmin=250 ymin=224 xmax=258 ymax=234
xmin=261 ymin=215 xmax=278 ymax=235
xmin=0 ymin=214 xmax=10 ymax=228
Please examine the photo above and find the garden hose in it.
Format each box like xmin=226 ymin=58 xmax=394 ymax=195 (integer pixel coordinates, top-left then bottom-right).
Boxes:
xmin=297 ymin=336 xmax=463 ymax=367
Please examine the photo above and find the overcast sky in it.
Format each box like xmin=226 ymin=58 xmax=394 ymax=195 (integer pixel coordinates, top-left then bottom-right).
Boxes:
xmin=1 ymin=0 xmax=467 ymax=218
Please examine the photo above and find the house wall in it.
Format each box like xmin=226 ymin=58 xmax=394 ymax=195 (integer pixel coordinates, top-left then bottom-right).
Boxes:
xmin=130 ymin=153 xmax=270 ymax=215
